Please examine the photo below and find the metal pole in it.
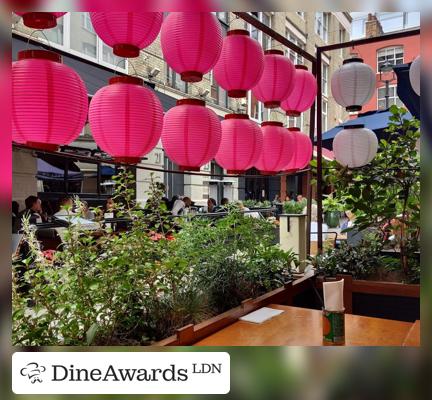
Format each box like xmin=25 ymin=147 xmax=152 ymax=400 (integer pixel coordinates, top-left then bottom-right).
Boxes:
xmin=97 ymin=162 xmax=101 ymax=197
xmin=306 ymin=61 xmax=317 ymax=257
xmin=317 ymin=28 xmax=420 ymax=52
xmin=315 ymin=49 xmax=324 ymax=253
xmin=385 ymin=79 xmax=390 ymax=109
xmin=233 ymin=12 xmax=316 ymax=63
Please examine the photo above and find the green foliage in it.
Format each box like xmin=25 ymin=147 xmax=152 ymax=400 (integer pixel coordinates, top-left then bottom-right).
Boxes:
xmin=322 ymin=193 xmax=344 ymax=213
xmin=314 ymin=232 xmax=420 ymax=283
xmin=243 ymin=199 xmax=272 ymax=208
xmin=283 ymin=199 xmax=307 ymax=214
xmin=316 ymin=106 xmax=420 ymax=280
xmin=314 ymin=235 xmax=384 ymax=279
xmin=12 ymin=171 xmax=297 ymax=346
xmin=175 ymin=208 xmax=296 ymax=312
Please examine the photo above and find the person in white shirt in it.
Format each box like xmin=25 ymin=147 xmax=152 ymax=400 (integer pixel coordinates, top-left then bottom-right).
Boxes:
xmin=54 ymin=197 xmax=74 ymax=217
xmin=306 ymin=204 xmax=329 ymax=242
xmin=171 ymin=197 xmax=192 ymax=216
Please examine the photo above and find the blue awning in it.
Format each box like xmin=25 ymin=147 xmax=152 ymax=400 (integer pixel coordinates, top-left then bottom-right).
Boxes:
xmin=321 ymin=109 xmax=413 ymax=150
xmin=101 ymin=165 xmax=115 ymax=176
xmin=393 ymin=63 xmax=420 ymax=120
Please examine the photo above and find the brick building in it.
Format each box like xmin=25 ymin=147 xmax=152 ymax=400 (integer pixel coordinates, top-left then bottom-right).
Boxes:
xmin=350 ymin=12 xmax=420 ymax=114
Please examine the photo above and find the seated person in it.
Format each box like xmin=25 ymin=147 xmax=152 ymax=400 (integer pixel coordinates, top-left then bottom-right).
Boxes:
xmin=80 ymin=201 xmax=95 ymax=220
xmin=14 ymin=196 xmax=43 ymax=232
xmin=171 ymin=196 xmax=192 ymax=216
xmin=207 ymin=198 xmax=217 ymax=213
xmin=54 ymin=197 xmax=74 ymax=217
xmin=214 ymin=197 xmax=229 ymax=212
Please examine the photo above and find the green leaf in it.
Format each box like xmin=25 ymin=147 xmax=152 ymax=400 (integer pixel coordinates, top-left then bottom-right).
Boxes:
xmin=86 ymin=323 xmax=99 ymax=345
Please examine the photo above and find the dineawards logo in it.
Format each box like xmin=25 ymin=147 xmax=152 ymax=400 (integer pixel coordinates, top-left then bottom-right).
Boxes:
xmin=12 ymin=352 xmax=230 ymax=395
xmin=20 ymin=362 xmax=47 ymax=384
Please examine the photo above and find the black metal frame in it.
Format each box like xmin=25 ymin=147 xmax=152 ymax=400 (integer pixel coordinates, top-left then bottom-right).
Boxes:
xmin=314 ymin=27 xmax=420 ymax=252
xmin=12 ymin=14 xmax=421 ymax=255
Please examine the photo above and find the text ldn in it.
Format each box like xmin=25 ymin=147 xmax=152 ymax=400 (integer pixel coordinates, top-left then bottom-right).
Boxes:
xmin=52 ymin=364 xmax=188 ymax=382
xmin=192 ymin=363 xmax=222 ymax=374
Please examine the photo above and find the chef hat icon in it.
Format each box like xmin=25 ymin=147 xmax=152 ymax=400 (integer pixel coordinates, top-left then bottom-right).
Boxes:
xmin=20 ymin=362 xmax=46 ymax=384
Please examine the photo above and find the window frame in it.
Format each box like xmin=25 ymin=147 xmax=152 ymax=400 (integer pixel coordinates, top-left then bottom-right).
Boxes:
xmin=315 ymin=12 xmax=330 ymax=42
xmin=285 ymin=26 xmax=306 ymax=65
xmin=166 ymin=65 xmax=187 ymax=93
xmin=377 ymin=84 xmax=403 ymax=109
xmin=322 ymin=98 xmax=328 ymax=131
xmin=376 ymin=46 xmax=404 ymax=72
xmin=322 ymin=62 xmax=329 ymax=97
xmin=23 ymin=13 xmax=128 ymax=73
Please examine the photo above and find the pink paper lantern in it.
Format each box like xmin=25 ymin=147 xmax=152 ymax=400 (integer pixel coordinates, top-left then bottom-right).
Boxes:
xmin=161 ymin=99 xmax=221 ymax=171
xmin=15 ymin=12 xmax=66 ymax=29
xmin=160 ymin=12 xmax=223 ymax=82
xmin=90 ymin=12 xmax=163 ymax=58
xmin=283 ymin=128 xmax=313 ymax=172
xmin=255 ymin=121 xmax=294 ymax=175
xmin=88 ymin=76 xmax=163 ymax=164
xmin=215 ymin=114 xmax=263 ymax=174
xmin=251 ymin=50 xmax=295 ymax=109
xmin=213 ymin=29 xmax=264 ymax=98
xmin=12 ymin=50 xmax=88 ymax=151
xmin=281 ymin=65 xmax=317 ymax=117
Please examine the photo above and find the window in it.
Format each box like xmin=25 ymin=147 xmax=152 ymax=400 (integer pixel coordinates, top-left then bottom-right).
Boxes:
xmin=377 ymin=85 xmax=403 ymax=109
xmin=285 ymin=27 xmax=305 ymax=65
xmin=43 ymin=15 xmax=64 ymax=45
xmin=248 ymin=92 xmax=268 ymax=122
xmin=102 ymin=43 xmax=125 ymax=68
xmin=209 ymin=71 xmax=228 ymax=108
xmin=339 ymin=27 xmax=346 ymax=57
xmin=26 ymin=13 xmax=126 ymax=71
xmin=81 ymin=12 xmax=94 ymax=32
xmin=261 ymin=13 xmax=272 ymax=50
xmin=216 ymin=12 xmax=229 ymax=24
xmin=322 ymin=99 xmax=328 ymax=131
xmin=315 ymin=12 xmax=329 ymax=42
xmin=377 ymin=46 xmax=404 ymax=71
xmin=322 ymin=62 xmax=329 ymax=97
xmin=288 ymin=114 xmax=303 ymax=130
xmin=70 ymin=13 xmax=97 ymax=58
xmin=166 ymin=66 xmax=187 ymax=92
xmin=249 ymin=12 xmax=272 ymax=50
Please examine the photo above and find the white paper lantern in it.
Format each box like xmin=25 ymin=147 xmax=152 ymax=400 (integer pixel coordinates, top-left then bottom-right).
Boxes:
xmin=331 ymin=58 xmax=375 ymax=112
xmin=333 ymin=125 xmax=378 ymax=168
xmin=409 ymin=56 xmax=420 ymax=96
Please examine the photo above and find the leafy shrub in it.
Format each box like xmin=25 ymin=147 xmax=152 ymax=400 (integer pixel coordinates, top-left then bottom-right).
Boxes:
xmin=243 ymin=199 xmax=272 ymax=208
xmin=314 ymin=233 xmax=419 ymax=283
xmin=315 ymin=106 xmax=420 ymax=281
xmin=175 ymin=207 xmax=296 ymax=312
xmin=283 ymin=199 xmax=307 ymax=214
xmin=315 ymin=236 xmax=383 ymax=279
xmin=12 ymin=172 xmax=297 ymax=345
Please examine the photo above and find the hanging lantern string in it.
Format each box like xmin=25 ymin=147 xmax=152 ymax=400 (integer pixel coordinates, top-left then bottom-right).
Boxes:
xmin=113 ymin=57 xmax=139 ymax=79
xmin=26 ymin=29 xmax=52 ymax=51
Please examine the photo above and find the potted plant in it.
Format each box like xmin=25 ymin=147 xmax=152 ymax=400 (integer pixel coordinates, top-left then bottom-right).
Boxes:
xmin=282 ymin=199 xmax=307 ymax=215
xmin=322 ymin=194 xmax=342 ymax=228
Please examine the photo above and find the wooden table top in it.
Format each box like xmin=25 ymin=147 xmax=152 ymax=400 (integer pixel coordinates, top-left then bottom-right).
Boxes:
xmin=194 ymin=305 xmax=415 ymax=346
xmin=403 ymin=320 xmax=420 ymax=346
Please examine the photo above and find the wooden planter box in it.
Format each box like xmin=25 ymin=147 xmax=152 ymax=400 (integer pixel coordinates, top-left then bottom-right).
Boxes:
xmin=313 ymin=274 xmax=420 ymax=322
xmin=154 ymin=273 xmax=419 ymax=346
xmin=155 ymin=278 xmax=310 ymax=346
